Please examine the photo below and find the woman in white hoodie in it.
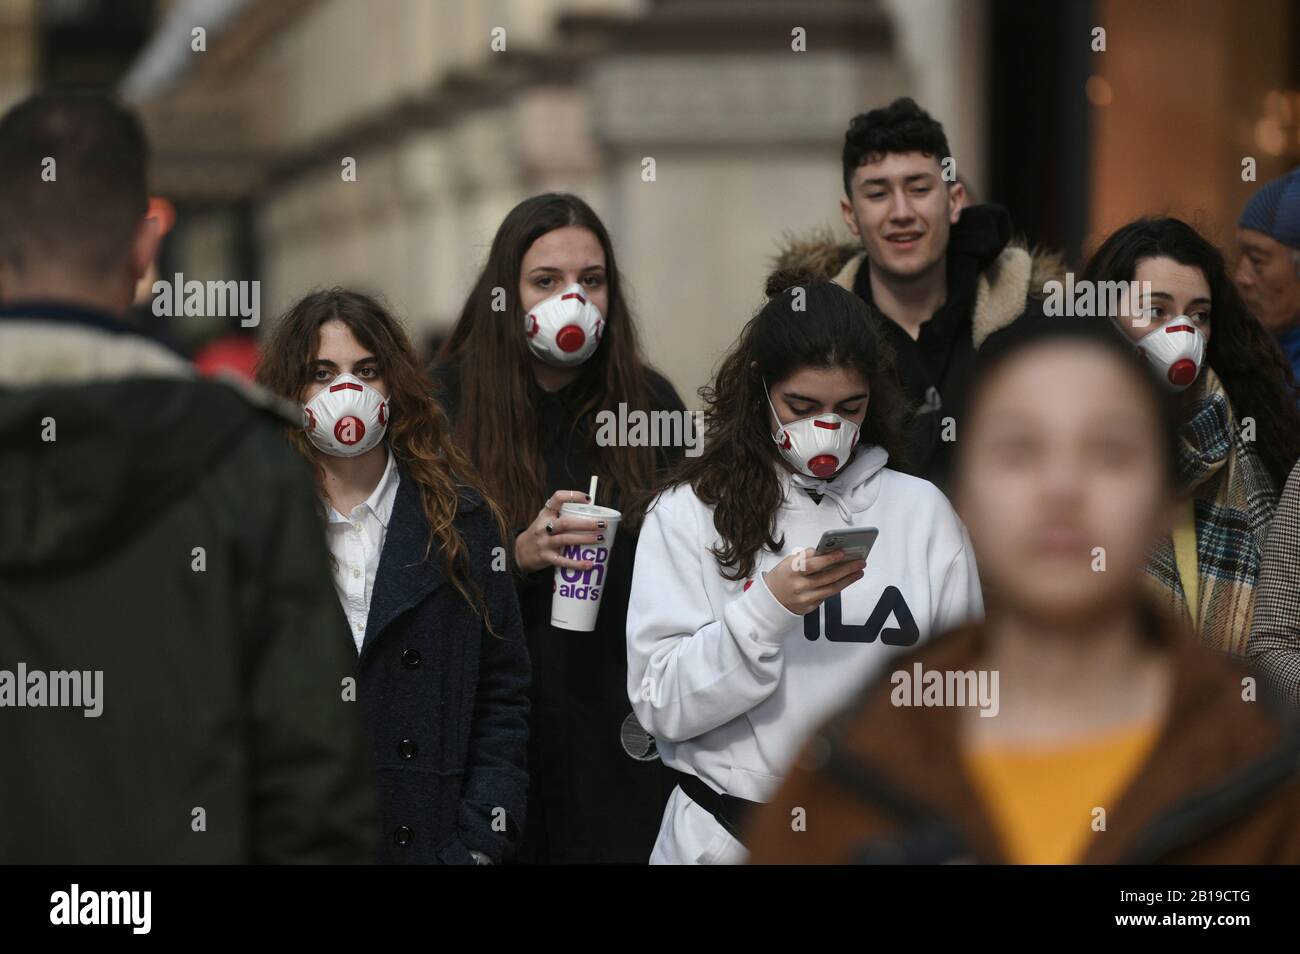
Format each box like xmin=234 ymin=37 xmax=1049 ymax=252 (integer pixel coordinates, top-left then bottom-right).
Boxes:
xmin=626 ymin=276 xmax=983 ymax=864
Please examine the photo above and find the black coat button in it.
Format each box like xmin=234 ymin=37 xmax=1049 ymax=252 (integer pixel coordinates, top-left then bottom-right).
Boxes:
xmin=394 ymin=826 xmax=414 ymax=847
xmin=401 ymin=649 xmax=421 ymax=668
xmin=397 ymin=738 xmax=418 ymax=760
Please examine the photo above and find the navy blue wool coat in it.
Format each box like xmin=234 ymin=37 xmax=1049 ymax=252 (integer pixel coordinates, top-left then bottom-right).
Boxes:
xmin=357 ymin=467 xmax=530 ymax=864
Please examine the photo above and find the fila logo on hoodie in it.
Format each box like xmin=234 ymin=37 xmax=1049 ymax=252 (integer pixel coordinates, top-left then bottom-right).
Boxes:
xmin=744 ymin=579 xmax=920 ymax=644
xmin=804 ymin=588 xmax=919 ymax=644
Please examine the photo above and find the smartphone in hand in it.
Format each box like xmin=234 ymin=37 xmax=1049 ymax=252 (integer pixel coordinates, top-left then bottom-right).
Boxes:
xmin=813 ymin=527 xmax=880 ymax=565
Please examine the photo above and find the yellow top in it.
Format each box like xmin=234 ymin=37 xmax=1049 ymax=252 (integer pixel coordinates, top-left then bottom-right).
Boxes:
xmin=1172 ymin=499 xmax=1199 ymax=625
xmin=961 ymin=722 xmax=1161 ymax=864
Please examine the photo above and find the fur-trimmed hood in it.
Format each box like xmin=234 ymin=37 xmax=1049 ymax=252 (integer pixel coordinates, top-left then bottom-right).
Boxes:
xmin=767 ymin=205 xmax=1066 ymax=349
xmin=0 ymin=301 xmax=298 ymax=570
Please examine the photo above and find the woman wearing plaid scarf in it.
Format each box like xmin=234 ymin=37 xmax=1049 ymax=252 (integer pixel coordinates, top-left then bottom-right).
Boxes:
xmin=1082 ymin=218 xmax=1300 ymax=658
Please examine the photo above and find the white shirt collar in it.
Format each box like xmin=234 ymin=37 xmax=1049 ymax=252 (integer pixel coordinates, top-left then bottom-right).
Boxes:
xmin=324 ymin=447 xmax=400 ymax=527
xmin=368 ymin=446 xmax=400 ymax=528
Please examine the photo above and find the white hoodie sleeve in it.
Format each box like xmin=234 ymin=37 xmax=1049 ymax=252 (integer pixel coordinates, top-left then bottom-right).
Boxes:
xmin=934 ymin=523 xmax=984 ymax=633
xmin=627 ymin=488 xmax=802 ymax=743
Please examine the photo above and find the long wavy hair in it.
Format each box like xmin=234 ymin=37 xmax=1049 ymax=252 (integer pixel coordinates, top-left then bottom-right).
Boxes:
xmin=258 ymin=288 xmax=510 ymax=635
xmin=654 ymin=278 xmax=908 ymax=582
xmin=435 ymin=193 xmax=659 ymax=531
xmin=1082 ymin=217 xmax=1300 ymax=488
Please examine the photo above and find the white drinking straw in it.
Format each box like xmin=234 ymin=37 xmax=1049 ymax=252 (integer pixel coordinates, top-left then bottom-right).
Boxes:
xmin=588 ymin=475 xmax=598 ymax=507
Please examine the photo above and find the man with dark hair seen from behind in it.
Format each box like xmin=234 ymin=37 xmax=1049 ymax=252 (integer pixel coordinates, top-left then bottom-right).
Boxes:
xmin=0 ymin=89 xmax=378 ymax=863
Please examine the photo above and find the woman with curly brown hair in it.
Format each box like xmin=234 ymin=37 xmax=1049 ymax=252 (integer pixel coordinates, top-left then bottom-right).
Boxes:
xmin=626 ymin=276 xmax=983 ymax=864
xmin=258 ymin=288 xmax=530 ymax=865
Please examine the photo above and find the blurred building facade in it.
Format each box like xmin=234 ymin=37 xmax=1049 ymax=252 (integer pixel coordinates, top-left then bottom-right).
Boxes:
xmin=1087 ymin=0 xmax=1300 ymax=252
xmin=124 ymin=0 xmax=943 ymax=396
xmin=0 ymin=0 xmax=38 ymax=114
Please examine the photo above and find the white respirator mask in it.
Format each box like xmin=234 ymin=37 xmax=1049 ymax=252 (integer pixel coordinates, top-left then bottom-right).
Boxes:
xmin=302 ymin=373 xmax=390 ymax=457
xmin=1132 ymin=316 xmax=1207 ymax=391
xmin=765 ymin=381 xmax=861 ymax=479
xmin=523 ymin=283 xmax=605 ymax=367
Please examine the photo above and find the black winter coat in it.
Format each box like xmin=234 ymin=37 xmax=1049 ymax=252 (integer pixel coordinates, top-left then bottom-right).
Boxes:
xmin=357 ymin=467 xmax=530 ymax=864
xmin=431 ymin=360 xmax=684 ymax=863
xmin=0 ymin=303 xmax=378 ymax=863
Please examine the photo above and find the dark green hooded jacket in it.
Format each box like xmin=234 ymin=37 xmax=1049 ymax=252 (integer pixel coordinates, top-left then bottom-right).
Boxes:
xmin=0 ymin=303 xmax=378 ymax=863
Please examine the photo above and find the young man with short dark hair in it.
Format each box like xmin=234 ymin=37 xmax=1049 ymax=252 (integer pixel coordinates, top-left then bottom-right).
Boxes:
xmin=772 ymin=97 xmax=1061 ymax=488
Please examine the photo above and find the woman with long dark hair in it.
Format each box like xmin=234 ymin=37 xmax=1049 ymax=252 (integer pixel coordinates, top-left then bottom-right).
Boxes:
xmin=1081 ymin=217 xmax=1300 ymax=655
xmin=259 ymin=288 xmax=530 ymax=864
xmin=432 ymin=193 xmax=686 ymax=863
xmin=626 ymin=275 xmax=983 ymax=864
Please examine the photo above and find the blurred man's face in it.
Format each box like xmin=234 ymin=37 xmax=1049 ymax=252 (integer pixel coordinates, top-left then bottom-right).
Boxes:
xmin=1234 ymin=228 xmax=1300 ymax=335
xmin=840 ymin=152 xmax=963 ymax=283
xmin=954 ymin=343 xmax=1170 ymax=625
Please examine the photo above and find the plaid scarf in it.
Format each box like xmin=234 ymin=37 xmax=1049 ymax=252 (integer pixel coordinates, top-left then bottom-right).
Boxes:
xmin=1144 ymin=367 xmax=1278 ymax=655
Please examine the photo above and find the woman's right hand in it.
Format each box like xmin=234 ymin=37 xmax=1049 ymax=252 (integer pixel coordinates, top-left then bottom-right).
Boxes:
xmin=763 ymin=548 xmax=866 ymax=617
xmin=514 ymin=489 xmax=605 ymax=575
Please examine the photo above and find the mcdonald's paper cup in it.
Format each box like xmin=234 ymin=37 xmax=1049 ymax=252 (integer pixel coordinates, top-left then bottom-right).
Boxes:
xmin=550 ymin=502 xmax=621 ymax=632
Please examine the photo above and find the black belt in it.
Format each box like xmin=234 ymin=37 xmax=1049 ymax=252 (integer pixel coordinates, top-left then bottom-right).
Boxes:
xmin=670 ymin=768 xmax=761 ymax=846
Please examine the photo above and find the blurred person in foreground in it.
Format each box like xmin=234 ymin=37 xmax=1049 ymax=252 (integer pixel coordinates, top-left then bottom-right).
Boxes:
xmin=0 ymin=88 xmax=377 ymax=862
xmin=746 ymin=319 xmax=1300 ymax=864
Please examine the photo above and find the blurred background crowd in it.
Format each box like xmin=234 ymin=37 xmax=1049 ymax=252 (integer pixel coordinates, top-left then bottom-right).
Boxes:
xmin=0 ymin=0 xmax=1296 ymax=398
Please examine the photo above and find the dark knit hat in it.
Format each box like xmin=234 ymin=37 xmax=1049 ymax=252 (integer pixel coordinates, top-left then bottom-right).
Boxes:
xmin=1239 ymin=168 xmax=1300 ymax=249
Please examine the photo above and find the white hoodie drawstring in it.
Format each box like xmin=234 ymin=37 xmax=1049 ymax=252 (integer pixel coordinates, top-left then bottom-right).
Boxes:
xmin=788 ymin=471 xmax=855 ymax=523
